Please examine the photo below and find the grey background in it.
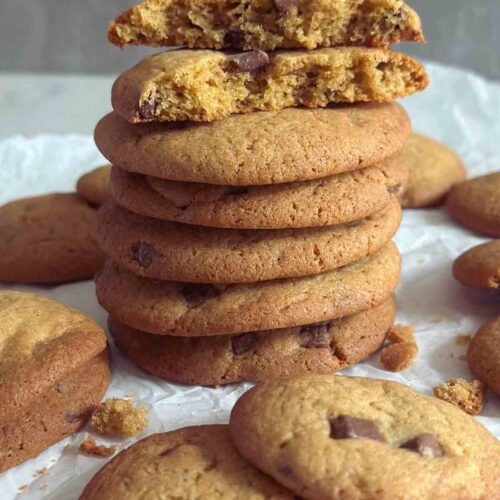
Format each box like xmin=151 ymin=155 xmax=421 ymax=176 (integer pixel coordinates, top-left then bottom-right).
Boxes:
xmin=1 ymin=0 xmax=499 ymax=79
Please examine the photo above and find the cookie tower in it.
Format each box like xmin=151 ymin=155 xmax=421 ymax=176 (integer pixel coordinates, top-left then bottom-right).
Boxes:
xmin=94 ymin=0 xmax=427 ymax=386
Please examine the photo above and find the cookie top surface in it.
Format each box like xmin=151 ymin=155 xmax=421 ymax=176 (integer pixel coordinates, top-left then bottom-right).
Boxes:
xmin=0 ymin=291 xmax=107 ymax=422
xmin=95 ymin=241 xmax=400 ymax=336
xmin=80 ymin=424 xmax=293 ymax=500
xmin=0 ymin=193 xmax=104 ymax=283
xmin=108 ymin=0 xmax=424 ymax=50
xmin=400 ymin=133 xmax=467 ymax=208
xmin=112 ymin=48 xmax=427 ymax=123
xmin=109 ymin=297 xmax=395 ymax=386
xmin=229 ymin=374 xmax=500 ymax=500
xmin=111 ymin=156 xmax=407 ymax=229
xmin=468 ymin=317 xmax=500 ymax=396
xmin=446 ymin=172 xmax=500 ymax=237
xmin=76 ymin=165 xmax=111 ymax=206
xmin=452 ymin=240 xmax=500 ymax=289
xmin=96 ymin=199 xmax=401 ymax=283
xmin=95 ymin=103 xmax=411 ymax=185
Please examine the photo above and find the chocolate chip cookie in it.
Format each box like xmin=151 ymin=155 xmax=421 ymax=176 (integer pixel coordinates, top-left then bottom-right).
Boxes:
xmin=77 ymin=165 xmax=111 ymax=206
xmin=109 ymin=297 xmax=395 ymax=386
xmin=230 ymin=375 xmax=500 ymax=499
xmin=112 ymin=48 xmax=427 ymax=123
xmin=94 ymin=103 xmax=411 ymax=185
xmin=95 ymin=241 xmax=401 ymax=336
xmin=111 ymin=156 xmax=407 ymax=229
xmin=96 ymin=199 xmax=401 ymax=283
xmin=0 ymin=291 xmax=110 ymax=472
xmin=108 ymin=0 xmax=424 ymax=50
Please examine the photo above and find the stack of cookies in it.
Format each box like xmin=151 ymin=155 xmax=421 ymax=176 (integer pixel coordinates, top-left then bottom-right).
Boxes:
xmin=94 ymin=0 xmax=428 ymax=386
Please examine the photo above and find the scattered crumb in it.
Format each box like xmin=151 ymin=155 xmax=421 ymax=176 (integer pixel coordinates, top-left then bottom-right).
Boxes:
xmin=33 ymin=467 xmax=48 ymax=478
xmin=433 ymin=378 xmax=486 ymax=415
xmin=431 ymin=317 xmax=444 ymax=324
xmin=91 ymin=399 xmax=148 ymax=437
xmin=386 ymin=324 xmax=415 ymax=344
xmin=455 ymin=335 xmax=471 ymax=346
xmin=124 ymin=392 xmax=135 ymax=398
xmin=18 ymin=485 xmax=28 ymax=492
xmin=381 ymin=324 xmax=418 ymax=372
xmin=79 ymin=436 xmax=116 ymax=458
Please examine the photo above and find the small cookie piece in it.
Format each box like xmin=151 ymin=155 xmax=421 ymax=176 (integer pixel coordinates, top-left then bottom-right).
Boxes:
xmin=446 ymin=172 xmax=500 ymax=237
xmin=400 ymin=134 xmax=466 ymax=208
xmin=96 ymin=241 xmax=401 ymax=337
xmin=90 ymin=399 xmax=148 ymax=437
xmin=0 ymin=193 xmax=104 ymax=283
xmin=111 ymin=156 xmax=408 ymax=229
xmin=452 ymin=240 xmax=500 ymax=289
xmin=95 ymin=103 xmax=411 ymax=185
xmin=108 ymin=297 xmax=395 ymax=386
xmin=229 ymin=375 xmax=500 ymax=499
xmin=467 ymin=317 xmax=500 ymax=396
xmin=380 ymin=323 xmax=418 ymax=372
xmin=433 ymin=379 xmax=486 ymax=416
xmin=112 ymin=48 xmax=427 ymax=123
xmin=96 ymin=199 xmax=401 ymax=283
xmin=76 ymin=165 xmax=111 ymax=206
xmin=80 ymin=436 xmax=116 ymax=458
xmin=109 ymin=0 xmax=424 ymax=50
xmin=80 ymin=425 xmax=294 ymax=499
xmin=0 ymin=291 xmax=110 ymax=473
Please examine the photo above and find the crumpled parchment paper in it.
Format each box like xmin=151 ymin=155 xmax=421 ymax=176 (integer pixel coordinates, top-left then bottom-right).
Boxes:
xmin=0 ymin=61 xmax=499 ymax=499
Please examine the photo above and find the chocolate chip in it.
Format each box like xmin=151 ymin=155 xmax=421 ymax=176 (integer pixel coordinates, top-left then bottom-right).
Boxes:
xmin=224 ymin=186 xmax=250 ymax=196
xmin=179 ymin=284 xmax=219 ymax=308
xmin=231 ymin=332 xmax=258 ymax=355
xmin=273 ymin=0 xmax=297 ymax=15
xmin=400 ymin=434 xmax=444 ymax=457
xmin=299 ymin=322 xmax=331 ymax=349
xmin=232 ymin=50 xmax=269 ymax=72
xmin=132 ymin=242 xmax=163 ymax=268
xmin=159 ymin=445 xmax=179 ymax=457
xmin=224 ymin=30 xmax=245 ymax=48
xmin=329 ymin=415 xmax=384 ymax=442
xmin=137 ymin=96 xmax=161 ymax=120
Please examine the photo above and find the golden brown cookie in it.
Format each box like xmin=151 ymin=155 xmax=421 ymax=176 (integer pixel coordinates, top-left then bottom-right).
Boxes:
xmin=80 ymin=425 xmax=294 ymax=499
xmin=446 ymin=172 xmax=500 ymax=236
xmin=467 ymin=317 xmax=500 ymax=396
xmin=400 ymin=133 xmax=467 ymax=208
xmin=229 ymin=375 xmax=500 ymax=500
xmin=94 ymin=103 xmax=411 ymax=185
xmin=96 ymin=199 xmax=401 ymax=283
xmin=76 ymin=165 xmax=111 ymax=206
xmin=111 ymin=156 xmax=408 ymax=229
xmin=109 ymin=297 xmax=395 ymax=386
xmin=112 ymin=48 xmax=427 ymax=123
xmin=0 ymin=194 xmax=105 ymax=283
xmin=95 ymin=241 xmax=401 ymax=337
xmin=0 ymin=291 xmax=110 ymax=473
xmin=108 ymin=0 xmax=424 ymax=50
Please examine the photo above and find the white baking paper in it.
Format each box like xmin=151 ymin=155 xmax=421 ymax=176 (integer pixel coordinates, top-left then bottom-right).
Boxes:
xmin=0 ymin=61 xmax=499 ymax=499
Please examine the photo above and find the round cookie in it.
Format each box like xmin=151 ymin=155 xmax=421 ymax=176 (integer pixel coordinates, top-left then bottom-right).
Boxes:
xmin=109 ymin=297 xmax=395 ymax=386
xmin=0 ymin=291 xmax=109 ymax=472
xmin=97 ymin=199 xmax=401 ymax=283
xmin=95 ymin=241 xmax=401 ymax=337
xmin=0 ymin=193 xmax=105 ymax=283
xmin=76 ymin=165 xmax=111 ymax=206
xmin=446 ymin=172 xmax=500 ymax=236
xmin=467 ymin=317 xmax=500 ymax=396
xmin=452 ymin=240 xmax=500 ymax=289
xmin=229 ymin=375 xmax=500 ymax=500
xmin=95 ymin=103 xmax=411 ymax=185
xmin=400 ymin=133 xmax=466 ymax=208
xmin=80 ymin=425 xmax=294 ymax=499
xmin=111 ymin=156 xmax=408 ymax=229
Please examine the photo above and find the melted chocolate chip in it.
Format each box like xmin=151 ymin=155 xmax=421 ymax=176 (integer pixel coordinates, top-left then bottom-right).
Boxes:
xmin=224 ymin=30 xmax=245 ymax=48
xmin=329 ymin=415 xmax=384 ymax=442
xmin=232 ymin=50 xmax=270 ymax=72
xmin=273 ymin=0 xmax=297 ymax=15
xmin=400 ymin=434 xmax=444 ymax=457
xmin=224 ymin=186 xmax=250 ymax=196
xmin=137 ymin=96 xmax=161 ymax=120
xmin=231 ymin=332 xmax=258 ymax=355
xmin=299 ymin=322 xmax=331 ymax=349
xmin=179 ymin=284 xmax=219 ymax=308
xmin=132 ymin=242 xmax=162 ymax=268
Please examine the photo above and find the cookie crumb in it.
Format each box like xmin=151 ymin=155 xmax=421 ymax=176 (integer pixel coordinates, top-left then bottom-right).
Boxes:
xmin=79 ymin=436 xmax=116 ymax=457
xmin=433 ymin=378 xmax=486 ymax=415
xmin=33 ymin=467 xmax=48 ymax=478
xmin=381 ymin=324 xmax=418 ymax=372
xmin=455 ymin=334 xmax=471 ymax=346
xmin=90 ymin=399 xmax=148 ymax=437
xmin=18 ymin=485 xmax=28 ymax=492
